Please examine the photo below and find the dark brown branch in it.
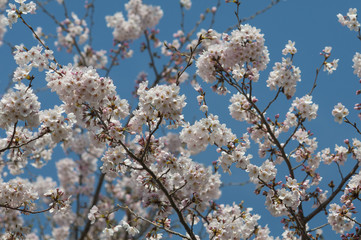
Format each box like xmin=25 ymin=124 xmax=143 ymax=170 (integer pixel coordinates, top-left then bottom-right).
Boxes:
xmin=0 ymin=204 xmax=52 ymax=214
xmin=304 ymin=162 xmax=359 ymax=223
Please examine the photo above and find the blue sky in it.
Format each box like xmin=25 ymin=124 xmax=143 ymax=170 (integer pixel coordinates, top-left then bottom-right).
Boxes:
xmin=1 ymin=0 xmax=361 ymax=238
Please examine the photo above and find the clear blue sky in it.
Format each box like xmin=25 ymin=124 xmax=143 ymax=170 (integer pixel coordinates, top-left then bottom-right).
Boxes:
xmin=1 ymin=0 xmax=361 ymax=238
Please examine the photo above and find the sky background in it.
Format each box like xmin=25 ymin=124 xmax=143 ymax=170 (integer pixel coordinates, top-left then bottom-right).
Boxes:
xmin=1 ymin=0 xmax=361 ymax=238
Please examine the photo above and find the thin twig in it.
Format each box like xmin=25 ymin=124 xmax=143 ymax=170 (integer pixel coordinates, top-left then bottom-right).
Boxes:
xmin=118 ymin=205 xmax=191 ymax=239
xmin=0 ymin=204 xmax=52 ymax=214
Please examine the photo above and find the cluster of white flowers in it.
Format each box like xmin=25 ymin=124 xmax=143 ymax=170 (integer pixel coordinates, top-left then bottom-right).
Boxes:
xmin=176 ymin=156 xmax=221 ymax=210
xmin=291 ymin=129 xmax=319 ymax=169
xmin=322 ymin=144 xmax=349 ymax=166
xmin=217 ymin=142 xmax=253 ymax=174
xmin=101 ymin=220 xmax=140 ymax=238
xmin=0 ymin=126 xmax=50 ymax=174
xmin=337 ymin=8 xmax=360 ymax=32
xmin=180 ymin=114 xmax=236 ymax=154
xmin=265 ymin=189 xmax=288 ymax=217
xmin=0 ymin=14 xmax=7 ymax=46
xmin=129 ymin=81 xmax=186 ymax=131
xmin=100 ymin=145 xmax=129 ymax=177
xmin=229 ymin=92 xmax=259 ymax=123
xmin=267 ymin=57 xmax=301 ymax=98
xmin=327 ymin=203 xmax=355 ymax=234
xmin=5 ymin=0 xmax=36 ymax=28
xmin=0 ymin=211 xmax=30 ymax=239
xmin=136 ymin=152 xmax=221 ymax=213
xmin=282 ymin=40 xmax=297 ymax=55
xmin=0 ymin=177 xmax=39 ymax=211
xmin=0 ymin=0 xmax=7 ymax=9
xmin=73 ymin=45 xmax=108 ymax=69
xmin=352 ymin=52 xmax=361 ymax=78
xmin=44 ymin=188 xmax=71 ymax=214
xmin=247 ymin=159 xmax=277 ymax=184
xmin=106 ymin=0 xmax=163 ymax=42
xmin=289 ymin=95 xmax=318 ymax=121
xmin=180 ymin=0 xmax=191 ymax=10
xmin=277 ymin=187 xmax=300 ymax=210
xmin=56 ymin=158 xmax=79 ymax=193
xmin=321 ymin=46 xmax=339 ymax=74
xmin=196 ymin=24 xmax=269 ymax=84
xmin=0 ymin=83 xmax=40 ymax=129
xmin=351 ymin=138 xmax=361 ymax=161
xmin=55 ymin=12 xmax=89 ymax=52
xmin=40 ymin=105 xmax=73 ymax=143
xmin=332 ymin=103 xmax=349 ymax=124
xmin=324 ymin=59 xmax=339 ymax=74
xmin=341 ymin=170 xmax=361 ymax=205
xmin=45 ymin=64 xmax=129 ymax=124
xmin=205 ymin=203 xmax=264 ymax=240
xmin=13 ymin=44 xmax=54 ymax=81
xmin=190 ymin=28 xmax=222 ymax=51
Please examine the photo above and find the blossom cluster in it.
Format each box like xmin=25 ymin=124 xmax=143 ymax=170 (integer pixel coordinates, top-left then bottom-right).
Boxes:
xmin=0 ymin=14 xmax=7 ymax=46
xmin=328 ymin=203 xmax=355 ymax=234
xmin=180 ymin=114 xmax=236 ymax=155
xmin=320 ymin=144 xmax=349 ymax=166
xmin=135 ymin=151 xmax=222 ymax=214
xmin=332 ymin=103 xmax=349 ymax=124
xmin=100 ymin=145 xmax=128 ymax=177
xmin=55 ymin=12 xmax=89 ymax=52
xmin=45 ymin=64 xmax=129 ymax=125
xmin=320 ymin=46 xmax=339 ymax=74
xmin=216 ymin=133 xmax=252 ymax=173
xmin=340 ymin=170 xmax=361 ymax=211
xmin=101 ymin=220 xmax=140 ymax=238
xmin=0 ymin=83 xmax=40 ymax=129
xmin=56 ymin=158 xmax=79 ymax=194
xmin=0 ymin=127 xmax=51 ymax=174
xmin=129 ymin=81 xmax=186 ymax=131
xmin=289 ymin=95 xmax=318 ymax=121
xmin=266 ymin=56 xmax=301 ymax=98
xmin=0 ymin=177 xmax=38 ymax=211
xmin=5 ymin=0 xmax=36 ymax=28
xmin=73 ymin=45 xmax=108 ymax=69
xmin=229 ymin=92 xmax=259 ymax=123
xmin=352 ymin=52 xmax=361 ymax=78
xmin=247 ymin=159 xmax=277 ymax=184
xmin=13 ymin=44 xmax=54 ymax=81
xmin=337 ymin=8 xmax=360 ymax=32
xmin=196 ymin=24 xmax=269 ymax=84
xmin=205 ymin=203 xmax=265 ymax=240
xmin=39 ymin=105 xmax=73 ymax=143
xmin=106 ymin=0 xmax=163 ymax=42
xmin=180 ymin=0 xmax=191 ymax=10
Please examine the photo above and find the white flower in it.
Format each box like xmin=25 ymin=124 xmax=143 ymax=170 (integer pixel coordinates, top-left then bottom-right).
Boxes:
xmin=332 ymin=103 xmax=349 ymax=124
xmin=352 ymin=52 xmax=361 ymax=78
xmin=324 ymin=59 xmax=339 ymax=74
xmin=180 ymin=0 xmax=191 ymax=10
xmin=282 ymin=40 xmax=297 ymax=55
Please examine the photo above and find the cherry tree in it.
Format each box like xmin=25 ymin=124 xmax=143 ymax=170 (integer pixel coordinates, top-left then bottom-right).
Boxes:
xmin=0 ymin=0 xmax=361 ymax=239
